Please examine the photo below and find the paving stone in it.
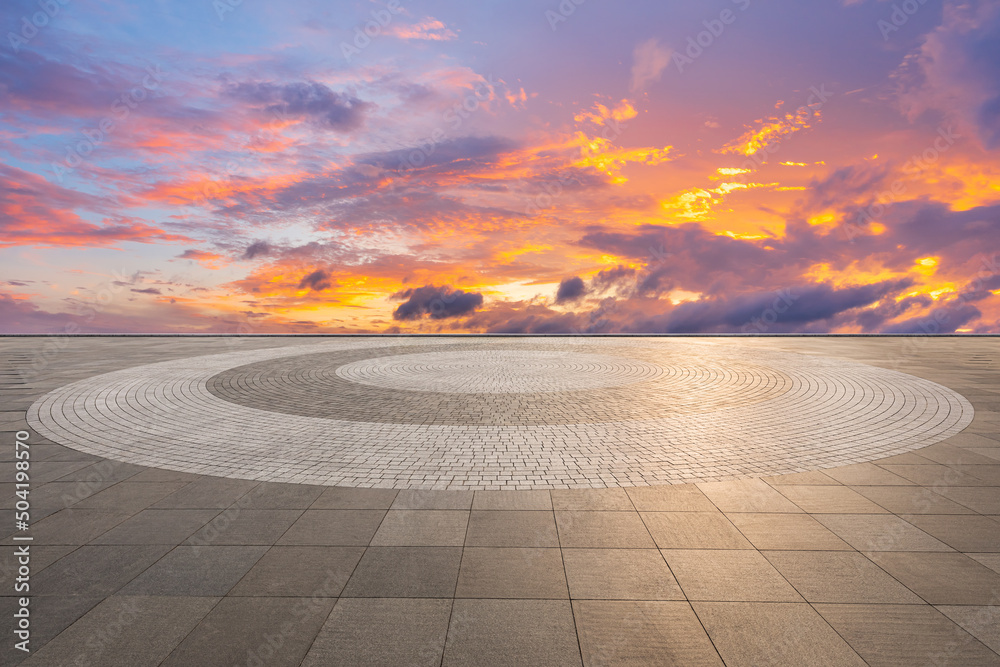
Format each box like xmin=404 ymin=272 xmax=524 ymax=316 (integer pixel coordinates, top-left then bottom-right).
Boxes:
xmin=443 ymin=599 xmax=582 ymax=666
xmin=935 ymin=605 xmax=1000 ymax=655
xmin=696 ymin=479 xmax=803 ymax=513
xmin=815 ymin=603 xmax=1000 ymax=666
xmin=186 ymin=509 xmax=303 ymax=546
xmin=342 ymin=547 xmax=462 ymax=598
xmin=92 ymin=509 xmax=221 ymax=545
xmin=32 ymin=544 xmax=172 ymax=596
xmin=370 ymin=510 xmax=469 ymax=547
xmin=276 ymin=510 xmax=386 ymax=546
xmin=641 ymin=512 xmax=752 ymax=549
xmin=763 ymin=551 xmax=923 ymax=604
xmin=849 ymin=485 xmax=978 ymax=514
xmin=562 ymin=549 xmax=684 ymax=600
xmin=625 ymin=485 xmax=719 ymax=511
xmin=465 ymin=510 xmax=559 ymax=547
xmin=726 ymin=513 xmax=851 ymax=551
xmin=555 ymin=511 xmax=655 ymax=548
xmin=302 ymin=598 xmax=452 ymax=667
xmin=73 ymin=481 xmax=190 ymax=513
xmin=229 ymin=545 xmax=364 ymax=597
xmin=120 ymin=545 xmax=267 ymax=596
xmin=151 ymin=478 xmax=259 ymax=509
xmin=25 ymin=508 xmax=132 ymax=545
xmin=472 ymin=490 xmax=552 ymax=510
xmin=663 ymin=550 xmax=802 ymax=602
xmin=815 ymin=514 xmax=953 ymax=552
xmin=551 ymin=488 xmax=634 ymax=510
xmin=456 ymin=547 xmax=568 ymax=599
xmin=899 ymin=514 xmax=1000 ymax=552
xmin=19 ymin=596 xmax=218 ymax=667
xmin=392 ymin=489 xmax=473 ymax=509
xmin=0 ymin=595 xmax=102 ymax=666
xmin=774 ymin=485 xmax=890 ymax=513
xmin=161 ymin=596 xmax=335 ymax=667
xmin=864 ymin=552 xmax=1000 ymax=605
xmin=930 ymin=487 xmax=1000 ymax=514
xmin=574 ymin=600 xmax=722 ymax=666
xmin=311 ymin=486 xmax=398 ymax=509
xmin=692 ymin=601 xmax=866 ymax=667
xmin=238 ymin=481 xmax=325 ymax=509
xmin=822 ymin=463 xmax=915 ymax=486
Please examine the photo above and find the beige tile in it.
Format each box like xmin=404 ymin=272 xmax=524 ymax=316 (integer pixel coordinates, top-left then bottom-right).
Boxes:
xmin=641 ymin=512 xmax=751 ymax=549
xmin=815 ymin=514 xmax=952 ymax=552
xmin=775 ymin=485 xmax=888 ymax=513
xmin=562 ymin=549 xmax=683 ymax=600
xmin=935 ymin=605 xmax=1000 ymax=654
xmin=663 ymin=550 xmax=802 ymax=602
xmin=626 ymin=485 xmax=718 ymax=512
xmin=696 ymin=479 xmax=802 ymax=513
xmin=866 ymin=552 xmax=1000 ymax=605
xmin=551 ymin=488 xmax=633 ymax=511
xmin=822 ymin=463 xmax=914 ymax=486
xmin=763 ymin=551 xmax=923 ymax=604
xmin=555 ymin=511 xmax=654 ymax=548
xmin=726 ymin=513 xmax=851 ymax=551
xmin=456 ymin=548 xmax=568 ymax=599
xmin=899 ymin=514 xmax=1000 ymax=552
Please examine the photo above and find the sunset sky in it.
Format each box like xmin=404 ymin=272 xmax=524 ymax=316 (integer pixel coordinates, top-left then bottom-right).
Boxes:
xmin=2 ymin=0 xmax=999 ymax=333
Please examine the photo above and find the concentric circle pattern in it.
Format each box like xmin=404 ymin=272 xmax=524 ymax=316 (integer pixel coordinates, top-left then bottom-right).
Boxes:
xmin=27 ymin=338 xmax=974 ymax=489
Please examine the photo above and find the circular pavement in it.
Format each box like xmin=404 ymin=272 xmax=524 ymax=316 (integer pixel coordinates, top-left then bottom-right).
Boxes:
xmin=27 ymin=338 xmax=974 ymax=489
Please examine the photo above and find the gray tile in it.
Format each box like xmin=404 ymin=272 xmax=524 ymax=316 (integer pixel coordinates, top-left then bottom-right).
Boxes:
xmin=370 ymin=510 xmax=469 ymax=547
xmin=664 ymin=549 xmax=802 ymax=602
xmin=229 ymin=545 xmax=364 ymax=597
xmin=277 ymin=510 xmax=386 ymax=546
xmin=970 ymin=553 xmax=1000 ymax=574
xmin=32 ymin=544 xmax=171 ymax=596
xmin=641 ymin=512 xmax=752 ymax=549
xmin=562 ymin=549 xmax=684 ymax=600
xmin=73 ymin=481 xmax=189 ymax=512
xmin=0 ymin=595 xmax=101 ymax=666
xmin=551 ymin=488 xmax=633 ymax=510
xmin=120 ymin=545 xmax=267 ymax=596
xmin=815 ymin=603 xmax=1000 ymax=667
xmin=342 ymin=547 xmax=462 ymax=598
xmin=763 ymin=551 xmax=923 ymax=603
xmin=456 ymin=547 xmax=568 ymax=599
xmin=693 ymin=602 xmax=866 ymax=667
xmin=162 ymin=596 xmax=335 ymax=667
xmin=726 ymin=513 xmax=851 ymax=551
xmin=152 ymin=478 xmax=259 ymax=509
xmin=25 ymin=508 xmax=132 ymax=545
xmin=696 ymin=479 xmax=802 ymax=513
xmin=443 ymin=599 xmax=582 ymax=667
xmin=465 ymin=510 xmax=559 ymax=547
xmin=238 ymin=481 xmax=325 ymax=509
xmin=574 ymin=600 xmax=722 ymax=666
xmin=556 ymin=511 xmax=655 ymax=548
xmin=866 ymin=551 xmax=1000 ymax=604
xmin=20 ymin=596 xmax=218 ymax=667
xmin=311 ymin=486 xmax=398 ymax=510
xmin=392 ymin=489 xmax=473 ymax=510
xmin=626 ymin=484 xmax=719 ymax=511
xmin=186 ymin=509 xmax=303 ymax=546
xmin=92 ymin=509 xmax=220 ymax=545
xmin=302 ymin=598 xmax=452 ymax=667
xmin=472 ymin=490 xmax=552 ymax=510
xmin=815 ymin=514 xmax=953 ymax=552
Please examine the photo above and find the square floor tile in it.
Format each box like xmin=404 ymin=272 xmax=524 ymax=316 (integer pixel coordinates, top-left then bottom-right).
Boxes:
xmin=342 ymin=547 xmax=462 ymax=598
xmin=229 ymin=545 xmax=364 ymax=597
xmin=391 ymin=490 xmax=473 ymax=510
xmin=465 ymin=510 xmax=558 ymax=547
xmin=936 ymin=605 xmax=1000 ymax=654
xmin=726 ymin=513 xmax=851 ymax=551
xmin=696 ymin=479 xmax=802 ymax=513
xmin=815 ymin=514 xmax=952 ymax=551
xmin=865 ymin=552 xmax=1000 ymax=605
xmin=774 ymin=485 xmax=888 ymax=513
xmin=562 ymin=549 xmax=683 ymax=600
xmin=815 ymin=603 xmax=1000 ymax=666
xmin=370 ymin=510 xmax=469 ymax=547
xmin=472 ymin=490 xmax=552 ymax=510
xmin=763 ymin=551 xmax=922 ymax=603
xmin=91 ymin=509 xmax=220 ymax=545
xmin=151 ymin=478 xmax=259 ymax=509
xmin=302 ymin=598 xmax=452 ymax=667
xmin=27 ymin=508 xmax=132 ymax=545
xmin=73 ymin=482 xmax=189 ymax=513
xmin=931 ymin=487 xmax=1000 ymax=514
xmin=186 ymin=509 xmax=303 ymax=546
xmin=626 ymin=485 xmax=719 ymax=512
xmin=311 ymin=487 xmax=398 ymax=510
xmin=692 ymin=602 xmax=866 ymax=667
xmin=849 ymin=485 xmax=976 ymax=514
xmin=664 ymin=550 xmax=802 ymax=602
xmin=456 ymin=547 xmax=568 ymax=599
xmin=161 ymin=596 xmax=334 ymax=667
xmin=20 ymin=596 xmax=217 ymax=667
xmin=551 ymin=488 xmax=633 ymax=510
xmin=556 ymin=511 xmax=654 ymax=548
xmin=900 ymin=514 xmax=1000 ymax=552
xmin=574 ymin=600 xmax=722 ymax=666
xmin=0 ymin=595 xmax=101 ymax=666
xmin=238 ymin=481 xmax=325 ymax=509
xmin=822 ymin=463 xmax=915 ymax=486
xmin=641 ymin=512 xmax=751 ymax=549
xmin=120 ymin=545 xmax=267 ymax=596
xmin=32 ymin=544 xmax=171 ymax=596
xmin=277 ymin=510 xmax=385 ymax=546
xmin=443 ymin=599 xmax=581 ymax=667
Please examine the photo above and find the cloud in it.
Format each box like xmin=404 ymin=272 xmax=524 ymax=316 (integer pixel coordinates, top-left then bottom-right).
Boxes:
xmin=392 ymin=285 xmax=484 ymax=320
xmin=242 ymin=240 xmax=272 ymax=260
xmin=555 ymin=276 xmax=586 ymax=303
xmin=297 ymin=269 xmax=333 ymax=291
xmin=131 ymin=287 xmax=163 ymax=295
xmin=385 ymin=18 xmax=458 ymax=41
xmin=630 ymin=39 xmax=672 ymax=91
xmin=224 ymin=81 xmax=374 ymax=132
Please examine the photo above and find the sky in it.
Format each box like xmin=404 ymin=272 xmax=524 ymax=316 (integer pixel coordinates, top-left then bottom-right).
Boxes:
xmin=1 ymin=0 xmax=999 ymax=334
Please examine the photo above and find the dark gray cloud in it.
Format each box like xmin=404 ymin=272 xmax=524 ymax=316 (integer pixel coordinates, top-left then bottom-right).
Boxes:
xmin=555 ymin=276 xmax=586 ymax=303
xmin=297 ymin=269 xmax=332 ymax=291
xmin=225 ymin=81 xmax=373 ymax=131
xmin=242 ymin=240 xmax=272 ymax=260
xmin=392 ymin=285 xmax=484 ymax=320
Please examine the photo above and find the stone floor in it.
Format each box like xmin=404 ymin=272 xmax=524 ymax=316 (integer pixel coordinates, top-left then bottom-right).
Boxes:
xmin=1 ymin=335 xmax=999 ymax=666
